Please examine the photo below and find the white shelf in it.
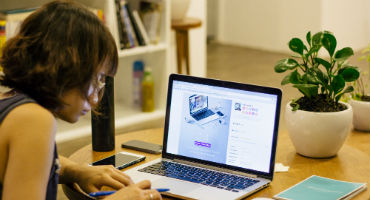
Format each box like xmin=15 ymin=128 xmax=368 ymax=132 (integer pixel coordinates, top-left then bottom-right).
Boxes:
xmin=55 ymin=0 xmax=170 ymax=142
xmin=118 ymin=43 xmax=167 ymax=57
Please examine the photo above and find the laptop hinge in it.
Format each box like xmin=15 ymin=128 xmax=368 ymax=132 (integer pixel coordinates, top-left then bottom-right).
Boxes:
xmin=173 ymin=159 xmax=258 ymax=179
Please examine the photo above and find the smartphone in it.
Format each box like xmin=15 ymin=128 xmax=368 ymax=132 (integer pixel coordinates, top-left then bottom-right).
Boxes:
xmin=121 ymin=140 xmax=162 ymax=154
xmin=91 ymin=152 xmax=145 ymax=170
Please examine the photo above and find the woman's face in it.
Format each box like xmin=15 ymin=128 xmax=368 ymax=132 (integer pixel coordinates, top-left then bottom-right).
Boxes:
xmin=56 ymin=70 xmax=106 ymax=123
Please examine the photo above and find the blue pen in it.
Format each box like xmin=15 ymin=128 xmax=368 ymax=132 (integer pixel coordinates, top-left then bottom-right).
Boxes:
xmin=89 ymin=188 xmax=170 ymax=197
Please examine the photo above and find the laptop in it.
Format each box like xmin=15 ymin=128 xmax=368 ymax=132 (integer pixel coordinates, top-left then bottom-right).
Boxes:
xmin=189 ymin=94 xmax=220 ymax=125
xmin=125 ymin=74 xmax=282 ymax=200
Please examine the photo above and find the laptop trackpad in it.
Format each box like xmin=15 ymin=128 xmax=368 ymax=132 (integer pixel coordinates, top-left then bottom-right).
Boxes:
xmin=152 ymin=178 xmax=199 ymax=196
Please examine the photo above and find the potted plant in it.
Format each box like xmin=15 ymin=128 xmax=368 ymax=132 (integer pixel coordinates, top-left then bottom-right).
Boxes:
xmin=274 ymin=31 xmax=360 ymax=158
xmin=349 ymin=44 xmax=370 ymax=131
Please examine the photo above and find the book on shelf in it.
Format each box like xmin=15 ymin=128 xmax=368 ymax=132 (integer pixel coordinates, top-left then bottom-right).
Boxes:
xmin=273 ymin=175 xmax=367 ymax=200
xmin=125 ymin=3 xmax=146 ymax=46
xmin=0 ymin=8 xmax=35 ymax=72
xmin=0 ymin=8 xmax=35 ymax=40
xmin=132 ymin=10 xmax=150 ymax=46
xmin=88 ymin=7 xmax=105 ymax=23
xmin=116 ymin=0 xmax=138 ymax=48
xmin=0 ymin=5 xmax=104 ymax=71
xmin=114 ymin=0 xmax=130 ymax=49
xmin=0 ymin=20 xmax=5 ymax=72
xmin=0 ymin=6 xmax=104 ymax=41
xmin=139 ymin=1 xmax=162 ymax=44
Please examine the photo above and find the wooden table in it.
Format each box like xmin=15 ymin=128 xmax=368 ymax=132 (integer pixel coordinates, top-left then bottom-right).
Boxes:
xmin=64 ymin=128 xmax=370 ymax=200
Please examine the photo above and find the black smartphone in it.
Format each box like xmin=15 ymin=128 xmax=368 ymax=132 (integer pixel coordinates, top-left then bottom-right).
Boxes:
xmin=91 ymin=152 xmax=146 ymax=170
xmin=121 ymin=140 xmax=162 ymax=154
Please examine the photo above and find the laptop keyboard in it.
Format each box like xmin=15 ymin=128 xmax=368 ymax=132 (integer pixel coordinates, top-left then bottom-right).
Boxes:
xmin=193 ymin=109 xmax=215 ymax=121
xmin=138 ymin=161 xmax=260 ymax=192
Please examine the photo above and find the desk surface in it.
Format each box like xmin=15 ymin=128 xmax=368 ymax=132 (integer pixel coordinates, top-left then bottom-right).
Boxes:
xmin=68 ymin=128 xmax=370 ymax=200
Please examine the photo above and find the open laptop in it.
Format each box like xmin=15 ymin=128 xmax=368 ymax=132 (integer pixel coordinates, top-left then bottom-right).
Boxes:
xmin=189 ymin=94 xmax=220 ymax=125
xmin=125 ymin=74 xmax=282 ymax=200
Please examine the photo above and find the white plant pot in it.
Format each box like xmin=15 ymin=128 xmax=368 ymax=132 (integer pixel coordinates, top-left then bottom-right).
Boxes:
xmin=349 ymin=99 xmax=370 ymax=132
xmin=285 ymin=102 xmax=353 ymax=158
xmin=171 ymin=0 xmax=190 ymax=20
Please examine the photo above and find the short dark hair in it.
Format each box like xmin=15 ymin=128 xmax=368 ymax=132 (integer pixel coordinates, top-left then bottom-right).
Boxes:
xmin=0 ymin=0 xmax=118 ymax=111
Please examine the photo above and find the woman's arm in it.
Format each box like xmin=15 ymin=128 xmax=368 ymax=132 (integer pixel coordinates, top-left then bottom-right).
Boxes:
xmin=58 ymin=156 xmax=134 ymax=193
xmin=1 ymin=103 xmax=56 ymax=200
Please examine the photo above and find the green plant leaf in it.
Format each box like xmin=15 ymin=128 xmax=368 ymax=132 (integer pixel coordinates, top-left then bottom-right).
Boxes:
xmin=274 ymin=58 xmax=298 ymax=73
xmin=310 ymin=45 xmax=321 ymax=53
xmin=321 ymin=86 xmax=326 ymax=93
xmin=293 ymin=84 xmax=318 ymax=98
xmin=312 ymin=32 xmax=323 ymax=50
xmin=289 ymin=70 xmax=302 ymax=84
xmin=302 ymin=70 xmax=320 ymax=84
xmin=289 ymin=38 xmax=306 ymax=55
xmin=292 ymin=103 xmax=299 ymax=111
xmin=332 ymin=75 xmax=345 ymax=95
xmin=281 ymin=74 xmax=291 ymax=85
xmin=306 ymin=31 xmax=311 ymax=46
xmin=338 ymin=66 xmax=360 ymax=82
xmin=335 ymin=86 xmax=354 ymax=102
xmin=342 ymin=85 xmax=354 ymax=94
xmin=312 ymin=67 xmax=328 ymax=85
xmin=314 ymin=58 xmax=332 ymax=71
xmin=290 ymin=99 xmax=300 ymax=111
xmin=334 ymin=47 xmax=354 ymax=61
xmin=322 ymin=32 xmax=337 ymax=57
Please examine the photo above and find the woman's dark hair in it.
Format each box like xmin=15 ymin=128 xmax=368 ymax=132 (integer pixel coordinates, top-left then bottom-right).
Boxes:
xmin=0 ymin=0 xmax=118 ymax=111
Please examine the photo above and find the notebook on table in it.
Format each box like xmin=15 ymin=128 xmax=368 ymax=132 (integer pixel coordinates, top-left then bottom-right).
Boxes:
xmin=125 ymin=74 xmax=282 ymax=200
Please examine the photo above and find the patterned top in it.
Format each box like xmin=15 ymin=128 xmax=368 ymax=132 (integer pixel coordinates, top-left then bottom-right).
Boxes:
xmin=0 ymin=93 xmax=60 ymax=200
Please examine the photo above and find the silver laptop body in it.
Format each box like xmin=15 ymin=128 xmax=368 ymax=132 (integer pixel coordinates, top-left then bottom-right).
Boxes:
xmin=126 ymin=74 xmax=282 ymax=200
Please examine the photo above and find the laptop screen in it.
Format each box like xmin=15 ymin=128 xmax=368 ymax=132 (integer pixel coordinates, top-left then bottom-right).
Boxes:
xmin=164 ymin=75 xmax=281 ymax=177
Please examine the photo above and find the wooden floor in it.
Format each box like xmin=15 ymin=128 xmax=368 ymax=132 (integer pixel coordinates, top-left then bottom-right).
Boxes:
xmin=57 ymin=43 xmax=369 ymax=199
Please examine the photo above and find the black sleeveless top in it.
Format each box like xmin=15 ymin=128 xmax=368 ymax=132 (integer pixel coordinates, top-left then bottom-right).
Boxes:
xmin=0 ymin=93 xmax=60 ymax=200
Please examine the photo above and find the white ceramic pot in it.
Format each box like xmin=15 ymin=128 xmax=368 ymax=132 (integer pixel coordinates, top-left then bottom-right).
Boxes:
xmin=285 ymin=101 xmax=353 ymax=158
xmin=171 ymin=0 xmax=190 ymax=20
xmin=349 ymin=99 xmax=370 ymax=132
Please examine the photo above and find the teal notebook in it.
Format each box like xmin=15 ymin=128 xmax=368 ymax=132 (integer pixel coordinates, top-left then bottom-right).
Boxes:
xmin=274 ymin=175 xmax=367 ymax=200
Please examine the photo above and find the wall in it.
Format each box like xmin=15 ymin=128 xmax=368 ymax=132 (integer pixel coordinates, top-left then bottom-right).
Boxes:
xmin=321 ymin=0 xmax=370 ymax=50
xmin=216 ymin=0 xmax=370 ymax=53
xmin=207 ymin=0 xmax=218 ymax=39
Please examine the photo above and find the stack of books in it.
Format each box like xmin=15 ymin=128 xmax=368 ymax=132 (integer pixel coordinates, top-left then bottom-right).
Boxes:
xmin=115 ymin=0 xmax=161 ymax=49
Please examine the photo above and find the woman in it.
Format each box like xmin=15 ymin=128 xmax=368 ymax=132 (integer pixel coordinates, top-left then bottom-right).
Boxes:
xmin=0 ymin=1 xmax=161 ymax=200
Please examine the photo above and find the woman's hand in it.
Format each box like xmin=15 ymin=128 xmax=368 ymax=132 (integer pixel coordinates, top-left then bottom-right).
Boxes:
xmin=58 ymin=156 xmax=133 ymax=193
xmin=59 ymin=157 xmax=161 ymax=200
xmin=106 ymin=180 xmax=162 ymax=200
xmin=75 ymin=165 xmax=134 ymax=193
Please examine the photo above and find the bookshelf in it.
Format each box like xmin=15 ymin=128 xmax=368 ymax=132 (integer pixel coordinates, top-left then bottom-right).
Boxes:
xmin=61 ymin=0 xmax=171 ymax=142
xmin=1 ymin=0 xmax=171 ymax=142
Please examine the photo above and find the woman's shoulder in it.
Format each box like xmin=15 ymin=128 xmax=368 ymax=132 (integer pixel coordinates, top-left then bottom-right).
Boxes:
xmin=11 ymin=102 xmax=54 ymax=119
xmin=2 ymin=102 xmax=57 ymax=138
xmin=9 ymin=102 xmax=55 ymax=124
xmin=1 ymin=92 xmax=52 ymax=119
